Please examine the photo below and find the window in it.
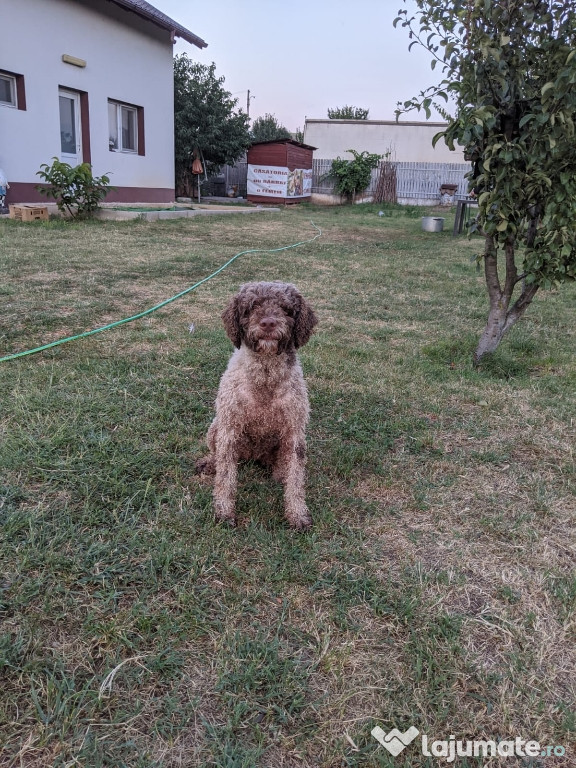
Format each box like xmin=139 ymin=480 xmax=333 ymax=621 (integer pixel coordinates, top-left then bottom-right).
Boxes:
xmin=0 ymin=72 xmax=17 ymax=107
xmin=108 ymin=100 xmax=140 ymax=153
xmin=0 ymin=70 xmax=26 ymax=110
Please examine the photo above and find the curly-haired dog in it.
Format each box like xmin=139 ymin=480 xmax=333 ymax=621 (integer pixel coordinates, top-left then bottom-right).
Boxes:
xmin=196 ymin=281 xmax=318 ymax=529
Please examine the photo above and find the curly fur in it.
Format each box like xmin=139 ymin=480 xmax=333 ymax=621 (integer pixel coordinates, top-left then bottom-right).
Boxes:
xmin=196 ymin=281 xmax=318 ymax=529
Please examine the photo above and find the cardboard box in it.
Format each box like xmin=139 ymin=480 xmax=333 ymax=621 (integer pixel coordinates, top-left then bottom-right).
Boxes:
xmin=9 ymin=205 xmax=49 ymax=222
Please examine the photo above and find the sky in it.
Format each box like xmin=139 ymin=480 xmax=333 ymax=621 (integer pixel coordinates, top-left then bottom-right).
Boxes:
xmin=154 ymin=0 xmax=443 ymax=131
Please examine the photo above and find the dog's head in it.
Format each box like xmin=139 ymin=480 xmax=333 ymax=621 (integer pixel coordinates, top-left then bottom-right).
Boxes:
xmin=221 ymin=281 xmax=318 ymax=354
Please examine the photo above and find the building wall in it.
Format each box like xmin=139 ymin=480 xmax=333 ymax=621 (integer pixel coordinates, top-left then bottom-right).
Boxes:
xmin=247 ymin=144 xmax=289 ymax=168
xmin=285 ymin=144 xmax=314 ymax=171
xmin=1 ymin=0 xmax=176 ymax=202
xmin=247 ymin=143 xmax=314 ymax=171
xmin=303 ymin=119 xmax=465 ymax=164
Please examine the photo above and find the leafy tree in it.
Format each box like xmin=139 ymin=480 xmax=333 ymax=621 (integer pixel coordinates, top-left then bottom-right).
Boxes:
xmin=294 ymin=127 xmax=305 ymax=144
xmin=395 ymin=1 xmax=576 ymax=364
xmin=327 ymin=149 xmax=381 ymax=202
xmin=174 ymin=54 xmax=250 ymax=196
xmin=36 ymin=158 xmax=113 ymax=219
xmin=250 ymin=113 xmax=292 ymax=143
xmin=327 ymin=105 xmax=370 ymax=120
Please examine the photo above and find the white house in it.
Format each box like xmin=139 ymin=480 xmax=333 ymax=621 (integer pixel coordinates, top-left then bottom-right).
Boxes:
xmin=0 ymin=0 xmax=206 ymax=204
xmin=303 ymin=119 xmax=466 ymax=164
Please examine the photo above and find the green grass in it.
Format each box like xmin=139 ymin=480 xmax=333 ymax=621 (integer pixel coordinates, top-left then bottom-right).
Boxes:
xmin=0 ymin=204 xmax=575 ymax=766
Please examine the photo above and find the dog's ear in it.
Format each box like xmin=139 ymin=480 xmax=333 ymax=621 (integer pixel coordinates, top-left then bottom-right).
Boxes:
xmin=293 ymin=296 xmax=318 ymax=348
xmin=221 ymin=294 xmax=243 ymax=348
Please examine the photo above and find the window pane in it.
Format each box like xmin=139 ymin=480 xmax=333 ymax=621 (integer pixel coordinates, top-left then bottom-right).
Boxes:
xmin=0 ymin=75 xmax=15 ymax=106
xmin=108 ymin=102 xmax=118 ymax=150
xmin=121 ymin=106 xmax=136 ymax=151
xmin=59 ymin=95 xmax=76 ymax=154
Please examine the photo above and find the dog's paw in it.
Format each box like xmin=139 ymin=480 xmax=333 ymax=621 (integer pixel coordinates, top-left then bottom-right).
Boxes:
xmin=215 ymin=499 xmax=237 ymax=528
xmin=215 ymin=512 xmax=237 ymax=528
xmin=286 ymin=506 xmax=312 ymax=531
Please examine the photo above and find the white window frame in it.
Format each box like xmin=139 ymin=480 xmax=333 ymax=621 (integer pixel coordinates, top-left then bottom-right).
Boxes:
xmin=108 ymin=100 xmax=138 ymax=153
xmin=0 ymin=72 xmax=17 ymax=108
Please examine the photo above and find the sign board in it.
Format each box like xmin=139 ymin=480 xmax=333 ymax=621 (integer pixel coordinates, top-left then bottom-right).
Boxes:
xmin=247 ymin=165 xmax=312 ymax=198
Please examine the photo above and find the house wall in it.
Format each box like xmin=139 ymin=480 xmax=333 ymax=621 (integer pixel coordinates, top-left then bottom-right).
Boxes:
xmin=1 ymin=0 xmax=176 ymax=203
xmin=303 ymin=119 xmax=465 ymax=164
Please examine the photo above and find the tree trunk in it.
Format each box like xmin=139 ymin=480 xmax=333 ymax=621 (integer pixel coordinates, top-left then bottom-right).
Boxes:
xmin=474 ymin=303 xmax=508 ymax=364
xmin=473 ymin=234 xmax=539 ymax=366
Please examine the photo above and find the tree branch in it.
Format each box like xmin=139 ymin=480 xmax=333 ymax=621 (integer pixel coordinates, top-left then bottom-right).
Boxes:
xmin=503 ymin=283 xmax=540 ymax=335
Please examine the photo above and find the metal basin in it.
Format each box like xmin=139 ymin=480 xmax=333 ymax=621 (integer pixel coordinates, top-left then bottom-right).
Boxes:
xmin=422 ymin=216 xmax=445 ymax=232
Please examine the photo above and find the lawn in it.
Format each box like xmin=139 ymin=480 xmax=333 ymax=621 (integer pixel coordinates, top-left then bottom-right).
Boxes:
xmin=0 ymin=205 xmax=574 ymax=767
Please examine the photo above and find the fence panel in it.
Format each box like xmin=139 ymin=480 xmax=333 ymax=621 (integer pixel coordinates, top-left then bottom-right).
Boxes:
xmin=312 ymin=159 xmax=335 ymax=193
xmin=312 ymin=159 xmax=470 ymax=202
xmin=394 ymin=161 xmax=469 ymax=202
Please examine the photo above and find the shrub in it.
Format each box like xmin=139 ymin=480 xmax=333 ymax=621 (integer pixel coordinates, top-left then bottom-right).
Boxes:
xmin=36 ymin=158 xmax=114 ymax=219
xmin=327 ymin=149 xmax=381 ymax=203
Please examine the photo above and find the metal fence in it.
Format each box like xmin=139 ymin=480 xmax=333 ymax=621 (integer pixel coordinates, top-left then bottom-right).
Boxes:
xmin=394 ymin=161 xmax=470 ymax=202
xmin=312 ymin=159 xmax=337 ymax=193
xmin=312 ymin=159 xmax=470 ymax=203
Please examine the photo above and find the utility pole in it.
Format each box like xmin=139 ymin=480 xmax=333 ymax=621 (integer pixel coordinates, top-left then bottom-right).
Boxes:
xmin=246 ymin=90 xmax=255 ymax=120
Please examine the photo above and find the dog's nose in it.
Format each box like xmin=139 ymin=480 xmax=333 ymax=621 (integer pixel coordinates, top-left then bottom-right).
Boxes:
xmin=259 ymin=317 xmax=278 ymax=332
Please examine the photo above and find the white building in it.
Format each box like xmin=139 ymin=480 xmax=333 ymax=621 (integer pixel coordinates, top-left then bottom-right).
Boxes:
xmin=303 ymin=119 xmax=465 ymax=164
xmin=0 ymin=0 xmax=206 ymax=204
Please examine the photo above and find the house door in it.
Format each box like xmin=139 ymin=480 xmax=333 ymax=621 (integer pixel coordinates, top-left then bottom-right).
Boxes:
xmin=59 ymin=89 xmax=82 ymax=164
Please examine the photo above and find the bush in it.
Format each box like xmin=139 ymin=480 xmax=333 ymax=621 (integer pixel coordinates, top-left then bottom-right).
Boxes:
xmin=327 ymin=149 xmax=381 ymax=203
xmin=36 ymin=158 xmax=114 ymax=219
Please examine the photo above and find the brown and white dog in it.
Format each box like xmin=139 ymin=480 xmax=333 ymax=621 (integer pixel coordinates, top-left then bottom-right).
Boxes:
xmin=196 ymin=281 xmax=318 ymax=529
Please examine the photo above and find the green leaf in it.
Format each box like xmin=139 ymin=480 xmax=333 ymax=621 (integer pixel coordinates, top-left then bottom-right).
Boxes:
xmin=519 ymin=114 xmax=535 ymax=128
xmin=432 ymin=131 xmax=445 ymax=148
xmin=478 ymin=192 xmax=491 ymax=206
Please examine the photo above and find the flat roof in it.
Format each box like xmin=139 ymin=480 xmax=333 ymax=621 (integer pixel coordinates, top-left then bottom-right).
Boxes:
xmin=304 ymin=118 xmax=449 ymax=127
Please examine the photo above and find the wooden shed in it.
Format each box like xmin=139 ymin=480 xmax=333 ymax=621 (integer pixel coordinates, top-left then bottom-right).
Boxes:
xmin=247 ymin=139 xmax=316 ymax=204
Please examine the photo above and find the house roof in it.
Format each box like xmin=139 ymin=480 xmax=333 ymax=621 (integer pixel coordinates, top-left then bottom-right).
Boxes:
xmin=109 ymin=0 xmax=208 ymax=48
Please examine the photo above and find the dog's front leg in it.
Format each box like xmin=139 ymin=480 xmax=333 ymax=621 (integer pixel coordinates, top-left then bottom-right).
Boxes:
xmin=277 ymin=438 xmax=312 ymax=530
xmin=213 ymin=437 xmax=238 ymax=526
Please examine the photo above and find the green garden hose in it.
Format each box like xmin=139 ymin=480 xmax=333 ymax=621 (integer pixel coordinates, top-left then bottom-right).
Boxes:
xmin=1 ymin=221 xmax=322 ymax=363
